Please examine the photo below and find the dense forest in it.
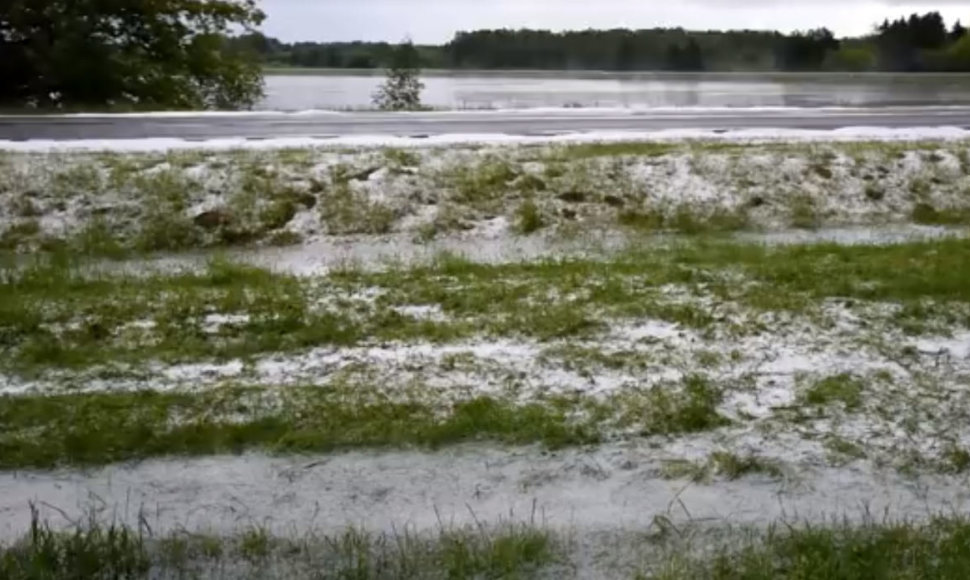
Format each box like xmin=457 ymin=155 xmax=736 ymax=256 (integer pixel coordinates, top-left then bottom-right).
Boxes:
xmin=235 ymin=12 xmax=970 ymax=72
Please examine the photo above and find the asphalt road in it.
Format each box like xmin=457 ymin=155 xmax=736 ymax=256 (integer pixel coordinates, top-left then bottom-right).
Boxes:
xmin=1 ymin=106 xmax=970 ymax=141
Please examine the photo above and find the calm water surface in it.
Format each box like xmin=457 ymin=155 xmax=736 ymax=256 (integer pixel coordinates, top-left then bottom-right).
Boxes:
xmin=261 ymin=71 xmax=970 ymax=110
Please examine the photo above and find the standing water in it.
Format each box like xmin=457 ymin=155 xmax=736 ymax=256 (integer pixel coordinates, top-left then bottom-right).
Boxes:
xmin=260 ymin=70 xmax=970 ymax=110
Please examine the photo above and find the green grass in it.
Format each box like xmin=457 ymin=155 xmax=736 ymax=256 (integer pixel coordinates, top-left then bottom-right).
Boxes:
xmin=0 ymin=259 xmax=383 ymax=373
xmin=445 ymin=157 xmax=521 ymax=207
xmin=0 ymin=219 xmax=41 ymax=251
xmin=11 ymin=511 xmax=970 ymax=580
xmin=2 ymin=509 xmax=149 ymax=579
xmin=1 ymin=509 xmax=561 ymax=580
xmin=708 ymin=451 xmax=785 ymax=480
xmin=811 ymin=162 xmax=834 ymax=179
xmin=616 ymin=375 xmax=730 ymax=436
xmin=10 ymin=511 xmax=970 ymax=580
xmin=73 ymin=217 xmax=128 ymax=258
xmin=539 ymin=344 xmax=652 ymax=373
xmin=551 ymin=141 xmax=676 ymax=160
xmin=0 ymin=373 xmax=740 ymax=469
xmin=864 ymin=184 xmax=886 ymax=201
xmin=823 ymin=435 xmax=868 ymax=465
xmin=320 ymin=181 xmax=396 ymax=235
xmin=660 ymin=459 xmax=712 ymax=482
xmin=911 ymin=202 xmax=970 ymax=226
xmin=789 ymin=196 xmax=822 ymax=230
xmin=649 ymin=517 xmax=970 ymax=580
xmin=514 ymin=199 xmax=544 ymax=234
xmin=660 ymin=450 xmax=784 ymax=483
xmin=618 ymin=207 xmax=667 ymax=230
xmin=0 ymin=385 xmax=607 ymax=469
xmin=617 ymin=205 xmax=749 ymax=234
xmin=6 ymin=237 xmax=970 ymax=374
xmin=382 ymin=147 xmax=422 ymax=167
xmin=801 ymin=374 xmax=865 ymax=411
xmin=938 ymin=444 xmax=970 ymax=474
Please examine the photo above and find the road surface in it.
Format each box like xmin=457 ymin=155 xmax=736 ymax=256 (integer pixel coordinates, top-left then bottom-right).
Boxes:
xmin=1 ymin=107 xmax=969 ymax=141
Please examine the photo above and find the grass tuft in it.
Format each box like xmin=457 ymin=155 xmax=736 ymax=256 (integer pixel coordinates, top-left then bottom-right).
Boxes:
xmin=708 ymin=451 xmax=785 ymax=480
xmin=515 ymin=199 xmax=544 ymax=234
xmin=801 ymin=374 xmax=865 ymax=411
xmin=320 ymin=182 xmax=396 ymax=235
xmin=618 ymin=375 xmax=730 ymax=436
xmin=1 ymin=505 xmax=149 ymax=579
xmin=649 ymin=517 xmax=970 ymax=580
xmin=552 ymin=142 xmax=675 ymax=160
xmin=911 ymin=202 xmax=970 ymax=226
xmin=789 ymin=196 xmax=821 ymax=230
xmin=618 ymin=205 xmax=748 ymax=234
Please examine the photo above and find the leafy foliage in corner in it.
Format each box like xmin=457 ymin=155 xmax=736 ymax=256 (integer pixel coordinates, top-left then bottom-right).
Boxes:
xmin=372 ymin=40 xmax=425 ymax=111
xmin=0 ymin=0 xmax=266 ymax=110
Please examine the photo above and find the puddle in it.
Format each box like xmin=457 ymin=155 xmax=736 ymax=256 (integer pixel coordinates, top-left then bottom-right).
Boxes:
xmin=2 ymin=444 xmax=968 ymax=544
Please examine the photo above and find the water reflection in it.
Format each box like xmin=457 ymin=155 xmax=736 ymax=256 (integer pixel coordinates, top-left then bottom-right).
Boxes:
xmin=261 ymin=72 xmax=970 ymax=110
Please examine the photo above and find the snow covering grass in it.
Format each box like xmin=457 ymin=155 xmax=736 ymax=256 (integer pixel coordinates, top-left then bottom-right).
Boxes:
xmin=3 ymin=238 xmax=970 ymax=477
xmin=3 ymin=140 xmax=970 ymax=254
xmin=5 ymin=237 xmax=970 ymax=376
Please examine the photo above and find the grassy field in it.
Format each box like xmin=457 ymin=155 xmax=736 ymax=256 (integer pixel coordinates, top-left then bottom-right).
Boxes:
xmin=2 ymin=238 xmax=970 ymax=478
xmin=3 ymin=139 xmax=970 ymax=578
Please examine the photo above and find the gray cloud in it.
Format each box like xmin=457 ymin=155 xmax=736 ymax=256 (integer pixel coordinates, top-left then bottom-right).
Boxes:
xmin=258 ymin=1 xmax=970 ymax=42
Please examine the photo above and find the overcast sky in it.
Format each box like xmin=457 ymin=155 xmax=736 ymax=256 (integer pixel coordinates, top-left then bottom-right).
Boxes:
xmin=258 ymin=1 xmax=970 ymax=43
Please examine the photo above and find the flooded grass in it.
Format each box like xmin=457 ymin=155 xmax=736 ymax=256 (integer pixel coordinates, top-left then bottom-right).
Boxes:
xmin=1 ymin=508 xmax=561 ymax=580
xmin=8 ymin=506 xmax=970 ymax=580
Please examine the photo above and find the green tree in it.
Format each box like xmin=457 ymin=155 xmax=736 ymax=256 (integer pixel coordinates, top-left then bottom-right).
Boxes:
xmin=372 ymin=40 xmax=425 ymax=111
xmin=940 ymin=34 xmax=970 ymax=70
xmin=0 ymin=0 xmax=266 ymax=110
xmin=615 ymin=36 xmax=637 ymax=70
xmin=824 ymin=46 xmax=877 ymax=71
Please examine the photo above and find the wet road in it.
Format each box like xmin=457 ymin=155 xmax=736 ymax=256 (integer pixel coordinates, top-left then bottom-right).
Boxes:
xmin=1 ymin=106 xmax=969 ymax=141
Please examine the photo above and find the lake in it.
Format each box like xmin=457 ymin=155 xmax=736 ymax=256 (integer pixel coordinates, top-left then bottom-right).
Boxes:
xmin=260 ymin=70 xmax=970 ymax=111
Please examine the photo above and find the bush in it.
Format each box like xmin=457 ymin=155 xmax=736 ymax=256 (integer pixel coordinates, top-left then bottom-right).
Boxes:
xmin=372 ymin=40 xmax=425 ymax=111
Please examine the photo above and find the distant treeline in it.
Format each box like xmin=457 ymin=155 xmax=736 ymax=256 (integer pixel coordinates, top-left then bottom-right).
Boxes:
xmin=234 ymin=12 xmax=970 ymax=72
